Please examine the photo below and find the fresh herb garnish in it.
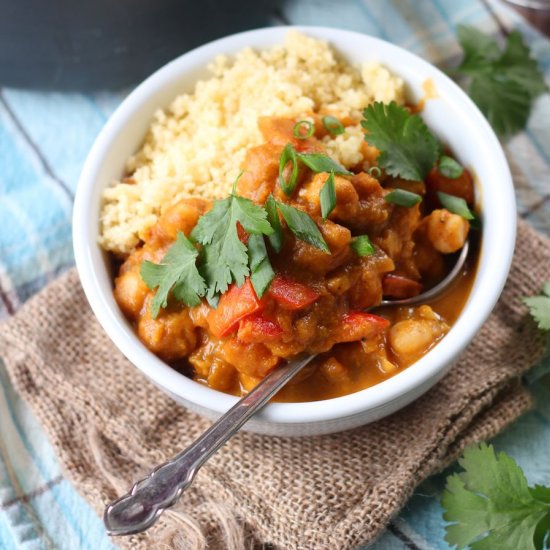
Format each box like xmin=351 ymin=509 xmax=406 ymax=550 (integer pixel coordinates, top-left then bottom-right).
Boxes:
xmin=455 ymin=25 xmax=547 ymax=136
xmin=368 ymin=166 xmax=382 ymax=178
xmin=191 ymin=191 xmax=273 ymax=298
xmin=442 ymin=443 xmax=550 ymax=550
xmin=275 ymin=200 xmax=330 ymax=253
xmin=264 ymin=194 xmax=284 ymax=253
xmin=277 ymin=144 xmax=351 ymax=196
xmin=361 ymin=101 xmax=439 ymax=181
xmin=293 ymin=120 xmax=314 ymax=139
xmin=351 ymin=235 xmax=376 ymax=257
xmin=523 ymin=281 xmax=550 ymax=331
xmin=278 ymin=143 xmax=300 ymax=196
xmin=438 ymin=192 xmax=475 ymax=220
xmin=247 ymin=234 xmax=275 ymax=298
xmin=140 ymin=231 xmax=207 ymax=318
xmin=385 ymin=188 xmax=423 ymax=207
xmin=142 ymin=190 xmax=331 ymax=314
xmin=320 ymin=171 xmax=337 ymax=220
xmin=297 ymin=151 xmax=352 ymax=175
xmin=438 ymin=155 xmax=464 ymax=179
xmin=322 ymin=115 xmax=345 ymax=136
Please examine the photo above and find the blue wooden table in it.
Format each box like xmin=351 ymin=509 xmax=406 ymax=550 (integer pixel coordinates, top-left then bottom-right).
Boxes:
xmin=1 ymin=1 xmax=550 ymax=548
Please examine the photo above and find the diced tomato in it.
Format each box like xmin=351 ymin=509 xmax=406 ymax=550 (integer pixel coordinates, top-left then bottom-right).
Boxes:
xmin=382 ymin=274 xmax=422 ymax=299
xmin=334 ymin=311 xmax=390 ymax=343
xmin=237 ymin=313 xmax=284 ymax=343
xmin=236 ymin=222 xmax=249 ymax=245
xmin=268 ymin=275 xmax=320 ymax=310
xmin=426 ymin=166 xmax=474 ymax=205
xmin=207 ymin=279 xmax=264 ymax=337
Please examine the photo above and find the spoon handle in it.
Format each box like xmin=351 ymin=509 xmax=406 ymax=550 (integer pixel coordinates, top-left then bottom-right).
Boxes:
xmin=103 ymin=354 xmax=315 ymax=536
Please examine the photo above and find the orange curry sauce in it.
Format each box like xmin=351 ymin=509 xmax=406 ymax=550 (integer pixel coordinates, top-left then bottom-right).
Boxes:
xmin=113 ymin=115 xmax=477 ymax=402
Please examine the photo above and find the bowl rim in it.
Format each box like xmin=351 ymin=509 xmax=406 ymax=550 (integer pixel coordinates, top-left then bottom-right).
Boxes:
xmin=73 ymin=25 xmax=516 ymax=425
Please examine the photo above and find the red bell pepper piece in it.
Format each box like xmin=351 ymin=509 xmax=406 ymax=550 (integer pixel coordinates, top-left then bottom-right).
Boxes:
xmin=335 ymin=311 xmax=389 ymax=343
xmin=236 ymin=221 xmax=249 ymax=245
xmin=207 ymin=279 xmax=264 ymax=338
xmin=382 ymin=274 xmax=422 ymax=299
xmin=237 ymin=313 xmax=284 ymax=343
xmin=268 ymin=275 xmax=320 ymax=310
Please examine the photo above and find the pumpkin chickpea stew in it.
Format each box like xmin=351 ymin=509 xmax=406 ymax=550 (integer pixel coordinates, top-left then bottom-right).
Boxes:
xmin=112 ymin=106 xmax=478 ymax=402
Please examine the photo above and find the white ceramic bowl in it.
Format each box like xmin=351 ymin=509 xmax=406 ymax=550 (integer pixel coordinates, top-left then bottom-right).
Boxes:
xmin=73 ymin=26 xmax=515 ymax=436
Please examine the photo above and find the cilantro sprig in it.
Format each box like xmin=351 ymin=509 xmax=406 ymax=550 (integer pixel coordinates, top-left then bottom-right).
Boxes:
xmin=442 ymin=443 xmax=550 ymax=550
xmin=455 ymin=26 xmax=547 ymax=137
xmin=190 ymin=191 xmax=272 ymax=298
xmin=361 ymin=101 xmax=439 ymax=181
xmin=140 ymin=231 xmax=207 ymax=318
xmin=141 ymin=190 xmax=330 ymax=316
xmin=523 ymin=281 xmax=550 ymax=331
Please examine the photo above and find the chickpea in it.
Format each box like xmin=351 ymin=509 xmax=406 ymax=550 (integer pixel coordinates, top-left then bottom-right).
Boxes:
xmin=320 ymin=357 xmax=350 ymax=383
xmin=114 ymin=268 xmax=149 ymax=319
xmin=425 ymin=209 xmax=469 ymax=254
xmin=298 ymin=172 xmax=324 ymax=216
xmin=207 ymin=360 xmax=236 ymax=392
xmin=137 ymin=297 xmax=197 ymax=361
xmin=389 ymin=316 xmax=447 ymax=361
xmin=331 ymin=176 xmax=360 ymax=220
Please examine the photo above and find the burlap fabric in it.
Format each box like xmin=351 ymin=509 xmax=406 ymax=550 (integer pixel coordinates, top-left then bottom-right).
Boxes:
xmin=0 ymin=218 xmax=548 ymax=550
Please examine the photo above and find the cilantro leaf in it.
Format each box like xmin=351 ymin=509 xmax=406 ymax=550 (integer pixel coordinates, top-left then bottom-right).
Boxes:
xmin=248 ymin=234 xmax=275 ymax=297
xmin=442 ymin=443 xmax=550 ymax=550
xmin=265 ymin=195 xmax=284 ymax=252
xmin=523 ymin=282 xmax=550 ymax=331
xmin=140 ymin=231 xmax=206 ymax=318
xmin=456 ymin=26 xmax=547 ymax=136
xmin=361 ymin=101 xmax=439 ymax=181
xmin=191 ymin=193 xmax=273 ymax=297
xmin=456 ymin=25 xmax=500 ymax=72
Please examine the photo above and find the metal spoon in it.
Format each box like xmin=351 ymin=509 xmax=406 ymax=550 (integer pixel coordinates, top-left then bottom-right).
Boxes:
xmin=104 ymin=239 xmax=469 ymax=536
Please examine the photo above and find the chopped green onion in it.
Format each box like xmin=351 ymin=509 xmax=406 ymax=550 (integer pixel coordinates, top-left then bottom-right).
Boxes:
xmin=320 ymin=171 xmax=337 ymax=220
xmin=293 ymin=120 xmax=314 ymax=139
xmin=438 ymin=155 xmax=464 ymax=179
xmin=437 ymin=191 xmax=475 ymax=220
xmin=278 ymin=143 xmax=300 ymax=196
xmin=297 ymin=152 xmax=352 ymax=175
xmin=384 ymin=189 xmax=423 ymax=207
xmin=247 ymin=234 xmax=275 ymax=297
xmin=264 ymin=195 xmax=284 ymax=252
xmin=322 ymin=115 xmax=345 ymax=136
xmin=351 ymin=235 xmax=376 ymax=256
xmin=275 ymin=201 xmax=330 ymax=253
xmin=368 ymin=166 xmax=382 ymax=178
